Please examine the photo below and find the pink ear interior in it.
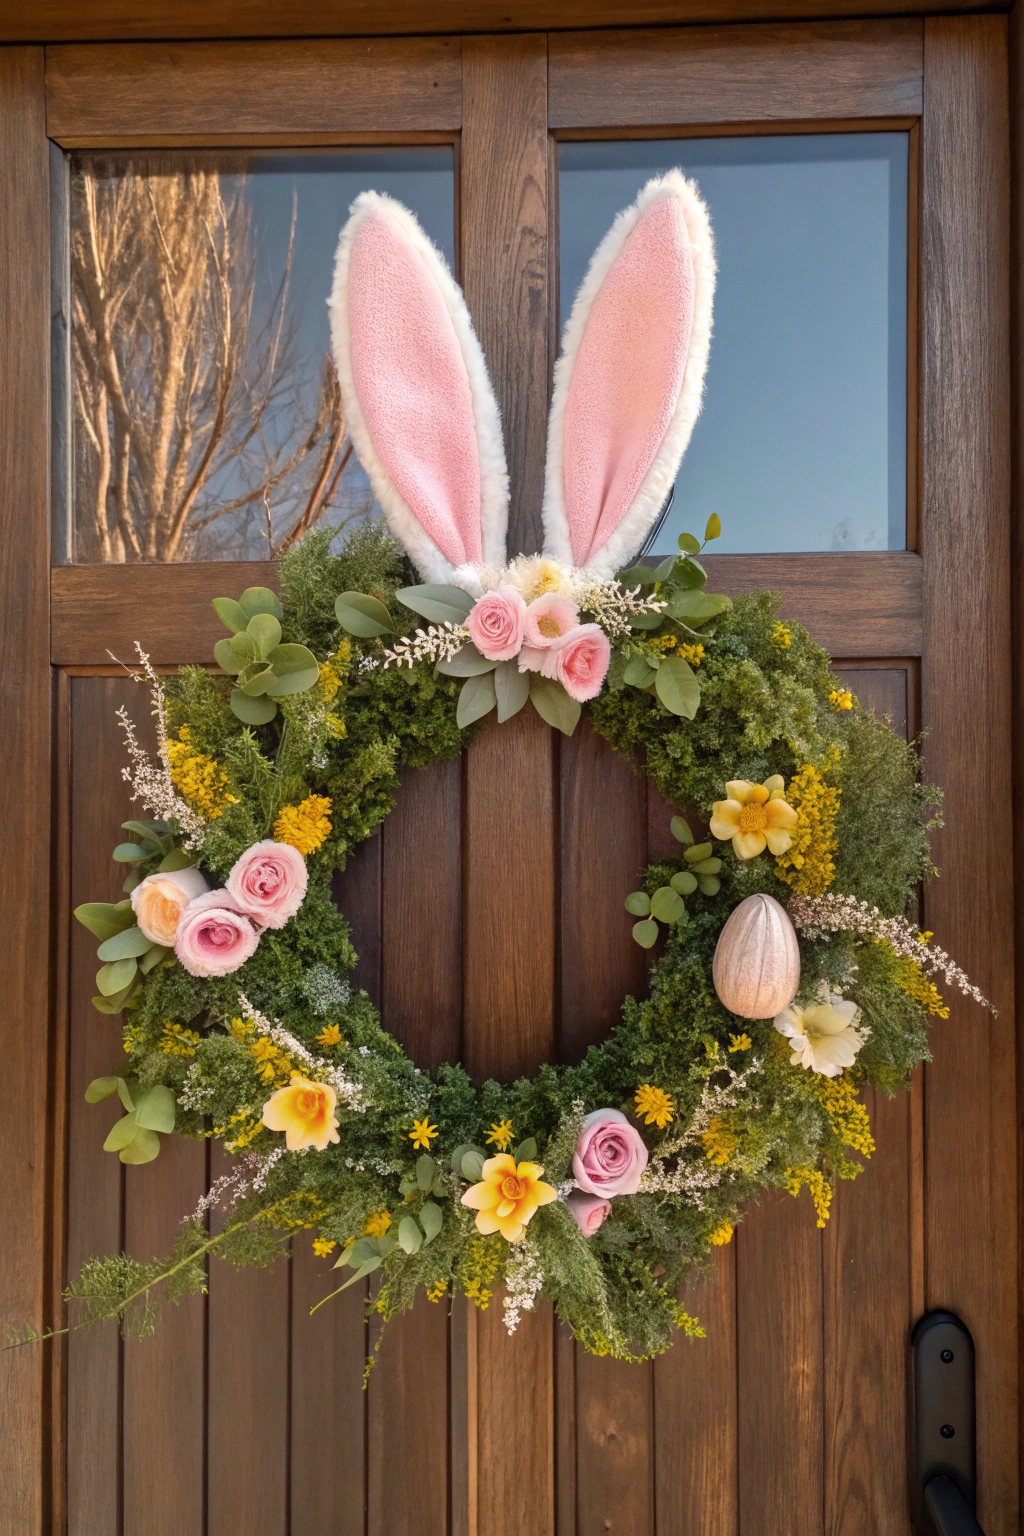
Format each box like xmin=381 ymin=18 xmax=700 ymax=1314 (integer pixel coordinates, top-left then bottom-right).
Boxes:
xmin=563 ymin=196 xmax=695 ymax=567
xmin=348 ymin=210 xmax=482 ymax=569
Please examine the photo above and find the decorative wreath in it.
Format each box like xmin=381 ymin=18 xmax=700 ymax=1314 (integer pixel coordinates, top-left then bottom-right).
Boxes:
xmin=59 ymin=176 xmax=988 ymax=1368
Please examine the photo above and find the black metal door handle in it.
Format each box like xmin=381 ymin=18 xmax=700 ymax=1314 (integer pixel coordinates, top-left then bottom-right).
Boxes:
xmin=924 ymin=1475 xmax=985 ymax=1536
xmin=912 ymin=1312 xmax=987 ymax=1536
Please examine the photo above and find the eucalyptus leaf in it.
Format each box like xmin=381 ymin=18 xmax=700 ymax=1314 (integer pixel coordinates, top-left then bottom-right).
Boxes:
xmin=514 ymin=1138 xmax=537 ymax=1162
xmin=91 ymin=983 xmax=137 ymax=1014
xmin=494 ymin=659 xmax=530 ymax=723
xmin=628 ymin=610 xmax=665 ymax=631
xmin=670 ymin=815 xmax=694 ymax=845
xmin=691 ymin=857 xmax=722 ymax=875
xmin=673 ymin=556 xmax=707 ymax=590
xmin=624 ymin=891 xmax=651 ymax=916
xmin=158 ymin=850 xmax=196 ymax=873
xmin=335 ymin=592 xmax=395 ymax=637
xmin=666 ymin=590 xmax=731 ymax=624
xmin=677 ymin=532 xmax=701 ymax=555
xmin=96 ymin=957 xmax=138 ymax=996
xmin=230 ymin=689 xmax=278 ymax=726
xmin=240 ymin=666 xmax=276 ymax=696
xmin=238 ymin=586 xmax=283 ymax=622
xmin=398 ymin=1216 xmax=423 ymax=1255
xmin=264 ymin=644 xmax=320 ymax=696
xmin=117 ymin=1078 xmax=136 ymax=1111
xmin=616 ymin=564 xmax=659 ymax=588
xmin=670 ymin=870 xmax=698 ymax=896
xmin=436 ymin=644 xmax=497 ymax=678
xmin=74 ymin=901 xmax=136 ymax=941
xmin=335 ymin=1256 xmax=381 ymax=1291
xmin=623 ymin=656 xmax=658 ymax=688
xmin=396 ymin=584 xmax=474 ymax=625
xmin=653 ymin=555 xmax=677 ymax=582
xmin=416 ymin=1154 xmax=437 ymax=1191
xmin=120 ymin=1128 xmax=161 ymax=1165
xmin=121 ymin=869 xmax=142 ymax=895
xmin=348 ymin=1238 xmax=380 ymax=1267
xmin=632 ymin=919 xmax=660 ymax=949
xmin=705 ymin=513 xmax=721 ymax=541
xmin=457 ymin=671 xmax=497 ymax=729
xmin=461 ymin=1150 xmax=486 ymax=1182
xmin=650 ymin=886 xmax=685 ymax=924
xmin=103 ymin=1112 xmax=139 ymax=1153
xmin=212 ymin=596 xmax=248 ymax=634
xmin=246 ymin=611 xmax=282 ymax=658
xmin=451 ymin=1143 xmax=479 ymax=1175
xmin=134 ymin=1084 xmax=176 ymax=1134
xmin=684 ymin=843 xmax=713 ymax=865
xmin=655 ymin=655 xmax=700 ymax=719
xmin=213 ymin=638 xmax=246 ymax=675
xmin=698 ymin=875 xmax=721 ymax=895
xmin=85 ymin=1076 xmax=121 ymax=1104
xmin=529 ymin=675 xmax=581 ymax=737
xmin=112 ymin=842 xmax=151 ymax=863
xmin=121 ymin=820 xmax=167 ymax=843
xmin=97 ymin=925 xmax=152 ymax=962
xmin=419 ymin=1202 xmax=443 ymax=1244
xmin=139 ymin=943 xmax=171 ymax=975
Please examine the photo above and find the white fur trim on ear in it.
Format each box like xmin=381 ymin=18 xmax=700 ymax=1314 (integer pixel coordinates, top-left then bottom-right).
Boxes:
xmin=541 ymin=171 xmax=716 ymax=579
xmin=329 ymin=191 xmax=509 ymax=583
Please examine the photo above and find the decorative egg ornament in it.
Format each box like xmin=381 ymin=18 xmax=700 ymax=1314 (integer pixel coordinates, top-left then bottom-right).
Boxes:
xmin=712 ymin=894 xmax=801 ymax=1019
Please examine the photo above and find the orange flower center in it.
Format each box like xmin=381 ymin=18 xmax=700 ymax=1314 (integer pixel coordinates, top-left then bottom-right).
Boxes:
xmin=501 ymin=1175 xmax=525 ymax=1201
xmin=537 ymin=616 xmax=561 ymax=638
xmin=738 ymin=803 xmax=769 ymax=832
xmin=295 ymin=1088 xmax=323 ymax=1120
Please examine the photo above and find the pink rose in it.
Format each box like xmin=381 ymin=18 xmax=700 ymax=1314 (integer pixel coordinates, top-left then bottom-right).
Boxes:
xmin=174 ymin=891 xmax=260 ymax=977
xmin=131 ymin=866 xmax=208 ymax=946
xmin=524 ymin=593 xmax=579 ymax=649
xmin=567 ymin=1190 xmax=612 ymax=1237
xmin=226 ymin=840 xmax=307 ymax=930
xmin=572 ymin=1108 xmax=648 ymax=1197
xmin=467 ymin=585 xmax=527 ymax=661
xmin=553 ymin=624 xmax=611 ymax=703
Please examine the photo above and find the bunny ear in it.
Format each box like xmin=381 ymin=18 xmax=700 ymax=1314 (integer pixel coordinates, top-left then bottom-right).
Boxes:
xmin=329 ymin=192 xmax=508 ymax=583
xmin=542 ymin=171 xmax=715 ymax=577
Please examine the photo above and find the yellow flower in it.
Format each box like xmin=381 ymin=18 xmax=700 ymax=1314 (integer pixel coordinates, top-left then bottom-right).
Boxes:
xmin=461 ymin=1153 xmax=557 ymax=1243
xmin=364 ymin=1211 xmax=392 ymax=1238
xmin=772 ymin=622 xmax=792 ymax=649
xmin=709 ymin=776 xmax=799 ymax=861
xmin=678 ymin=642 xmax=704 ymax=667
xmin=410 ymin=1117 xmax=438 ymax=1150
xmin=634 ymin=1084 xmax=675 ymax=1130
xmin=728 ymin=1033 xmax=752 ymax=1053
xmin=702 ymin=1116 xmax=738 ymax=1167
xmin=708 ymin=1220 xmax=734 ymax=1246
xmin=786 ymin=1165 xmax=833 ymax=1227
xmin=426 ymin=1280 xmax=448 ymax=1303
xmin=312 ymin=1238 xmax=336 ymax=1257
xmin=485 ymin=1119 xmax=515 ymax=1152
xmin=316 ymin=1023 xmax=344 ymax=1048
xmin=650 ymin=634 xmax=677 ymax=654
xmin=166 ymin=728 xmax=238 ymax=820
xmin=829 ymin=688 xmax=853 ymax=711
xmin=261 ymin=1073 xmax=340 ymax=1151
xmin=774 ymin=755 xmax=841 ymax=896
xmin=887 ymin=941 xmax=950 ymax=1018
xmin=160 ymin=1021 xmax=201 ymax=1058
xmin=250 ymin=1035 xmax=292 ymax=1084
xmin=273 ymin=794 xmax=333 ymax=856
xmin=815 ymin=1075 xmax=875 ymax=1158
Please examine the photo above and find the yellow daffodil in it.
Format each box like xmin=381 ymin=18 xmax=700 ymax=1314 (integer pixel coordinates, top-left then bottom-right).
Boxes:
xmin=461 ymin=1153 xmax=557 ymax=1243
xmin=261 ymin=1073 xmax=339 ymax=1151
xmin=709 ymin=776 xmax=799 ymax=861
xmin=410 ymin=1116 xmax=438 ymax=1150
xmin=485 ymin=1119 xmax=515 ymax=1152
xmin=634 ymin=1084 xmax=675 ymax=1129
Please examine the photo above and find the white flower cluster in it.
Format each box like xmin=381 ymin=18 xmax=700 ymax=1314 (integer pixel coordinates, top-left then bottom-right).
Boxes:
xmin=640 ymin=1060 xmax=762 ymax=1203
xmin=376 ymin=622 xmax=470 ymax=670
xmin=502 ymin=1237 xmax=544 ymax=1335
xmin=301 ymin=963 xmax=351 ymax=1018
xmin=789 ymin=894 xmax=993 ymax=1010
xmin=571 ymin=574 xmax=668 ymax=640
xmin=115 ymin=643 xmax=206 ymax=848
xmin=238 ymin=993 xmax=367 ymax=1112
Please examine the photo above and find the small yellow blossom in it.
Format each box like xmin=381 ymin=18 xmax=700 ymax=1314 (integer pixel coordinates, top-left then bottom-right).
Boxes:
xmin=816 ymin=1074 xmax=875 ymax=1158
xmin=213 ymin=1110 xmax=264 ymax=1152
xmin=678 ymin=642 xmax=705 ymax=667
xmin=166 ymin=727 xmax=238 ymax=820
xmin=702 ymin=1116 xmax=739 ymax=1167
xmin=774 ymin=751 xmax=841 ymax=896
xmin=459 ymin=1235 xmax=503 ymax=1310
xmin=710 ymin=776 xmax=799 ymax=861
xmin=887 ymin=939 xmax=950 ymax=1018
xmin=316 ymin=1023 xmax=344 ymax=1048
xmin=829 ymin=689 xmax=853 ymax=711
xmin=634 ymin=1084 xmax=675 ymax=1130
xmin=364 ymin=1211 xmax=392 ymax=1238
xmin=461 ymin=1153 xmax=557 ymax=1243
xmin=410 ymin=1116 xmax=439 ymax=1150
xmin=650 ymin=633 xmax=677 ymax=654
xmin=426 ymin=1280 xmax=448 ymax=1303
xmin=312 ymin=1238 xmax=336 ymax=1258
xmin=160 ymin=1021 xmax=201 ymax=1058
xmin=250 ymin=1035 xmax=293 ymax=1085
xmin=772 ymin=622 xmax=792 ymax=649
xmin=273 ymin=794 xmax=333 ymax=856
xmin=485 ymin=1119 xmax=515 ymax=1152
xmin=708 ymin=1221 xmax=734 ymax=1246
xmin=786 ymin=1165 xmax=833 ymax=1227
xmin=728 ymin=1033 xmax=752 ymax=1053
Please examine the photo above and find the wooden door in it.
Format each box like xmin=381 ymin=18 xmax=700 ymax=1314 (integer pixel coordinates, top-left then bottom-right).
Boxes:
xmin=0 ymin=15 xmax=1015 ymax=1535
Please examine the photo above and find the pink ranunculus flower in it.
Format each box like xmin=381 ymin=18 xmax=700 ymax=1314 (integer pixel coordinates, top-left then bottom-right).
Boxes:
xmin=524 ymin=593 xmax=580 ymax=650
xmin=174 ymin=891 xmax=260 ymax=978
xmin=226 ymin=840 xmax=308 ymax=930
xmin=554 ymin=624 xmax=611 ymax=703
xmin=467 ymin=585 xmax=527 ymax=661
xmin=567 ymin=1190 xmax=612 ymax=1237
xmin=572 ymin=1108 xmax=648 ymax=1197
xmin=131 ymin=866 xmax=209 ymax=947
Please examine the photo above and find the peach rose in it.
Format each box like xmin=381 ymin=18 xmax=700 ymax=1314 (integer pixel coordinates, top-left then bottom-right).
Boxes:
xmin=572 ymin=1108 xmax=648 ymax=1197
xmin=174 ymin=890 xmax=260 ymax=977
xmin=262 ymin=1073 xmax=340 ymax=1151
xmin=467 ymin=585 xmax=527 ymax=661
xmin=131 ymin=867 xmax=209 ymax=947
xmin=226 ymin=840 xmax=307 ymax=930
xmin=553 ymin=624 xmax=611 ymax=703
xmin=524 ymin=593 xmax=579 ymax=649
xmin=567 ymin=1190 xmax=612 ymax=1237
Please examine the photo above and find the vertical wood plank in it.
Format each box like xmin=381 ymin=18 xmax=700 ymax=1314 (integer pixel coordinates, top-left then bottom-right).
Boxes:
xmin=0 ymin=45 xmax=49 ymax=1536
xmin=922 ymin=18 xmax=1018 ymax=1535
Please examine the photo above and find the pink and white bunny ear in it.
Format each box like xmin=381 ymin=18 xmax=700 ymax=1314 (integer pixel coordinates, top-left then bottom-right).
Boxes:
xmin=329 ymin=192 xmax=508 ymax=584
xmin=542 ymin=171 xmax=716 ymax=578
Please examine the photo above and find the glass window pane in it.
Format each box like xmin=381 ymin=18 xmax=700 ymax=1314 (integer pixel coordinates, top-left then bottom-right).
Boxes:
xmin=558 ymin=134 xmax=908 ymax=555
xmin=61 ymin=149 xmax=454 ymax=562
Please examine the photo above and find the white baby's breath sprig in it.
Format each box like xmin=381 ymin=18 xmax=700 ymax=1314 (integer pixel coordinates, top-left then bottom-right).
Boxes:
xmin=502 ymin=1237 xmax=544 ymax=1335
xmin=572 ymin=574 xmax=668 ymax=640
xmin=237 ymin=993 xmax=366 ymax=1111
xmin=373 ymin=622 xmax=471 ymax=671
xmin=113 ymin=643 xmax=207 ymax=848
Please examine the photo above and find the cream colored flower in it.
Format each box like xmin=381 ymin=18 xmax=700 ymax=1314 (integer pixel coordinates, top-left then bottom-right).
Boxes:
xmin=709 ymin=776 xmax=799 ymax=860
xmin=774 ymin=993 xmax=865 ymax=1077
xmin=503 ymin=554 xmax=574 ymax=602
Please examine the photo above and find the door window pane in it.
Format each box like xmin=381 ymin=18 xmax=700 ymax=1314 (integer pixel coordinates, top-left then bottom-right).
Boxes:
xmin=558 ymin=135 xmax=908 ymax=554
xmin=60 ymin=149 xmax=455 ymax=562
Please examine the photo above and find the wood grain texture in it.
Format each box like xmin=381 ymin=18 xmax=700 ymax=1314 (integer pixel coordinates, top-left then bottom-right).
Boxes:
xmin=921 ymin=18 xmax=1018 ymax=1534
xmin=0 ymin=47 xmax=50 ymax=1536
xmin=550 ymin=19 xmax=922 ymax=128
xmin=46 ymin=36 xmax=461 ymax=139
xmin=833 ymin=665 xmax=909 ymax=739
xmin=462 ymin=33 xmax=548 ymax=558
